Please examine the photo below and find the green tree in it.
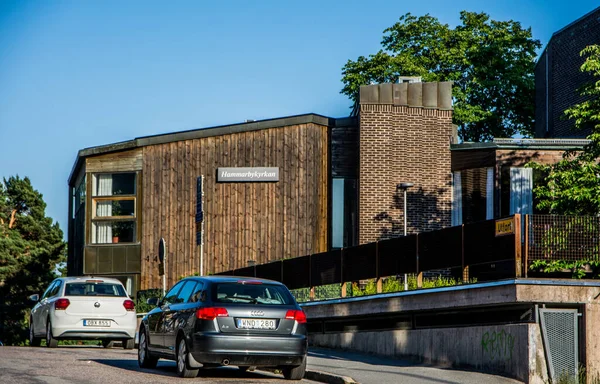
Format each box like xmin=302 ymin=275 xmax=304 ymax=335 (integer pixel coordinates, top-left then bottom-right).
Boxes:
xmin=530 ymin=45 xmax=600 ymax=215
xmin=0 ymin=176 xmax=66 ymax=345
xmin=341 ymin=11 xmax=541 ymax=142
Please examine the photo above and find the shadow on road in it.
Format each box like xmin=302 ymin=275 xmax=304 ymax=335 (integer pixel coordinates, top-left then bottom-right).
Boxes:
xmin=86 ymin=358 xmax=286 ymax=380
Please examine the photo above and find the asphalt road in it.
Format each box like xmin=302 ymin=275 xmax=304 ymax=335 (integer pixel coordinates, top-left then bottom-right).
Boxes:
xmin=0 ymin=346 xmax=320 ymax=384
xmin=308 ymin=347 xmax=524 ymax=384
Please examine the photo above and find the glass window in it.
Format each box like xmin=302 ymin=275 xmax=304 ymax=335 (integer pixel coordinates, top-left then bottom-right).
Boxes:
xmin=163 ymin=281 xmax=185 ymax=305
xmin=49 ymin=281 xmax=62 ymax=297
xmin=190 ymin=282 xmax=205 ymax=303
xmin=65 ymin=282 xmax=127 ymax=297
xmin=213 ymin=283 xmax=294 ymax=305
xmin=176 ymin=281 xmax=197 ymax=303
xmin=92 ymin=173 xmax=136 ymax=197
xmin=331 ymin=178 xmax=358 ymax=248
xmin=42 ymin=281 xmax=58 ymax=300
xmin=90 ymin=172 xmax=138 ymax=245
xmin=92 ymin=221 xmax=136 ymax=244
xmin=332 ymin=179 xmax=345 ymax=248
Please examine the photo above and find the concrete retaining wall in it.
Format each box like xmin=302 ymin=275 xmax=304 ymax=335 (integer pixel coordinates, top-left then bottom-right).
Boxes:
xmin=309 ymin=323 xmax=548 ymax=383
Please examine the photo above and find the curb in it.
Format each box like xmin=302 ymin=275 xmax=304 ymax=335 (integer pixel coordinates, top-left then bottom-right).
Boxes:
xmin=305 ymin=369 xmax=358 ymax=384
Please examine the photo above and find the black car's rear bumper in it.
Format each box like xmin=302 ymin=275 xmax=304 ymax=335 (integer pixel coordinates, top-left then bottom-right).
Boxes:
xmin=189 ymin=332 xmax=307 ymax=367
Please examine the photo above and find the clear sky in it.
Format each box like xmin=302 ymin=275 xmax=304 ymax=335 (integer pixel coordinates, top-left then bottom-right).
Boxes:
xmin=0 ymin=0 xmax=598 ymax=236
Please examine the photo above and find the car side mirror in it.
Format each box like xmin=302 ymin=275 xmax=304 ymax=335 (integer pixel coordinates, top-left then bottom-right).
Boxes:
xmin=146 ymin=297 xmax=160 ymax=306
xmin=28 ymin=294 xmax=40 ymax=302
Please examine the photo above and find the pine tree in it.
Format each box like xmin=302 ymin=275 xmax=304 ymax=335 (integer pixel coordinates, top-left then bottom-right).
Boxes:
xmin=0 ymin=176 xmax=66 ymax=345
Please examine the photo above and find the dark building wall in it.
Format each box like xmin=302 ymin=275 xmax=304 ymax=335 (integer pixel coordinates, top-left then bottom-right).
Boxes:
xmin=358 ymin=82 xmax=454 ymax=243
xmin=535 ymin=7 xmax=600 ymax=138
xmin=140 ymin=123 xmax=329 ymax=289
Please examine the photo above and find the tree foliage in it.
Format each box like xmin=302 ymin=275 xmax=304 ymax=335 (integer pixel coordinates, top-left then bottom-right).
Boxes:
xmin=0 ymin=176 xmax=66 ymax=345
xmin=530 ymin=45 xmax=600 ymax=215
xmin=341 ymin=11 xmax=541 ymax=142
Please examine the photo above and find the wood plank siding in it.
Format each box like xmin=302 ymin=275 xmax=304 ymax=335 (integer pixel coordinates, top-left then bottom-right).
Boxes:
xmin=140 ymin=123 xmax=329 ymax=290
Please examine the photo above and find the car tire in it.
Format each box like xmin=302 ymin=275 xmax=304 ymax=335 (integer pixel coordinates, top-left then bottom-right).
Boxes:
xmin=137 ymin=329 xmax=158 ymax=369
xmin=282 ymin=356 xmax=306 ymax=380
xmin=176 ymin=337 xmax=199 ymax=378
xmin=122 ymin=338 xmax=135 ymax=350
xmin=46 ymin=321 xmax=58 ymax=348
xmin=29 ymin=320 xmax=41 ymax=347
xmin=102 ymin=340 xmax=114 ymax=348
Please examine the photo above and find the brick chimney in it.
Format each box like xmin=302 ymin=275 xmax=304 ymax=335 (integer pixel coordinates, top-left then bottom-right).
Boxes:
xmin=358 ymin=82 xmax=454 ymax=243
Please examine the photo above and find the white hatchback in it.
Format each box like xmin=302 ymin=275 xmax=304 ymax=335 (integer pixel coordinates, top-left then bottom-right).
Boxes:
xmin=28 ymin=276 xmax=137 ymax=348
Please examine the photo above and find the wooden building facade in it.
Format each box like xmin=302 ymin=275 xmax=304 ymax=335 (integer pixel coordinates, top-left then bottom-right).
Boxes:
xmin=67 ymin=114 xmax=357 ymax=294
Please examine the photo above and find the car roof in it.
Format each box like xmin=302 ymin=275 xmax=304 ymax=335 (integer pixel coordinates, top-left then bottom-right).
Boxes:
xmin=58 ymin=276 xmax=125 ymax=285
xmin=183 ymin=275 xmax=284 ymax=286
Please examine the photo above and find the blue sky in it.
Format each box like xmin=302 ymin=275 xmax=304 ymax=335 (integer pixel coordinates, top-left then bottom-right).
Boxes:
xmin=0 ymin=0 xmax=598 ymax=235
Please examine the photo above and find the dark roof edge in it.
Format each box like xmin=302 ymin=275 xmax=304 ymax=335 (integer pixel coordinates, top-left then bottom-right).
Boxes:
xmin=536 ymin=6 xmax=600 ymax=66
xmin=68 ymin=113 xmax=357 ymax=185
xmin=552 ymin=6 xmax=600 ymax=38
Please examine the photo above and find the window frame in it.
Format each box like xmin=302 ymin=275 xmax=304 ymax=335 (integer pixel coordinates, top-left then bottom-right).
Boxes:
xmin=89 ymin=172 xmax=139 ymax=245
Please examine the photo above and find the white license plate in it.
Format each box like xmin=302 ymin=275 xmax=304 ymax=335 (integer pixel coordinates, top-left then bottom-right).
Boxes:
xmin=236 ymin=318 xmax=276 ymax=330
xmin=83 ymin=319 xmax=111 ymax=327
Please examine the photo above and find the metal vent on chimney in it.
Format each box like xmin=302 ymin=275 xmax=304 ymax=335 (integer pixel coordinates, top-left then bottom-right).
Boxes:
xmin=398 ymin=76 xmax=422 ymax=83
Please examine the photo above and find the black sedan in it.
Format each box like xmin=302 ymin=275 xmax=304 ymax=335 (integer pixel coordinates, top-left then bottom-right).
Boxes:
xmin=137 ymin=276 xmax=308 ymax=380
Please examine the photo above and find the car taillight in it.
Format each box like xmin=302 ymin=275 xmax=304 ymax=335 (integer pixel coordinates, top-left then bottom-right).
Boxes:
xmin=55 ymin=298 xmax=70 ymax=310
xmin=196 ymin=307 xmax=229 ymax=320
xmin=123 ymin=299 xmax=135 ymax=312
xmin=285 ymin=309 xmax=307 ymax=324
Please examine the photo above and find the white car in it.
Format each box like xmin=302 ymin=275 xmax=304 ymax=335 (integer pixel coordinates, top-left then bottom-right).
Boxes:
xmin=28 ymin=276 xmax=137 ymax=348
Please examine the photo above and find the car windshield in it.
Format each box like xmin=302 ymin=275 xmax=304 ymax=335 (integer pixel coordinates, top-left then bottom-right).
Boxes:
xmin=65 ymin=282 xmax=127 ymax=297
xmin=213 ymin=283 xmax=294 ymax=305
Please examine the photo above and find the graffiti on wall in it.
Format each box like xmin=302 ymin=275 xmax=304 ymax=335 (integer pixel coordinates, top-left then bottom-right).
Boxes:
xmin=481 ymin=329 xmax=515 ymax=361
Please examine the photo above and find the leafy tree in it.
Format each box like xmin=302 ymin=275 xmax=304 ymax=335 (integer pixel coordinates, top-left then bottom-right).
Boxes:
xmin=530 ymin=45 xmax=600 ymax=215
xmin=0 ymin=176 xmax=66 ymax=345
xmin=341 ymin=11 xmax=541 ymax=142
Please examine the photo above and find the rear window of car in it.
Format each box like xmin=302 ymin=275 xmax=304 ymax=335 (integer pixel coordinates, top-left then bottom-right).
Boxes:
xmin=65 ymin=282 xmax=127 ymax=297
xmin=213 ymin=282 xmax=294 ymax=305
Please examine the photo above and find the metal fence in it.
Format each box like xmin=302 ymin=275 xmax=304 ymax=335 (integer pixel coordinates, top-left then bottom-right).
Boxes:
xmin=218 ymin=215 xmax=521 ymax=292
xmin=527 ymin=215 xmax=600 ymax=263
xmin=217 ymin=214 xmax=600 ymax=296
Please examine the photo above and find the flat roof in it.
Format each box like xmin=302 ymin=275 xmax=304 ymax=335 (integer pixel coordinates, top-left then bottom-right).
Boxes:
xmin=68 ymin=113 xmax=356 ymax=185
xmin=451 ymin=138 xmax=589 ymax=151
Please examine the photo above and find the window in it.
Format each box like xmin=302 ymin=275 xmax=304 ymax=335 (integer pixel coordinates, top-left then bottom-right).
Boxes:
xmin=163 ymin=281 xmax=185 ymax=306
xmin=65 ymin=282 xmax=127 ymax=297
xmin=213 ymin=283 xmax=294 ymax=305
xmin=91 ymin=173 xmax=137 ymax=244
xmin=176 ymin=281 xmax=197 ymax=303
xmin=42 ymin=281 xmax=58 ymax=300
xmin=332 ymin=178 xmax=358 ymax=248
xmin=190 ymin=282 xmax=205 ymax=303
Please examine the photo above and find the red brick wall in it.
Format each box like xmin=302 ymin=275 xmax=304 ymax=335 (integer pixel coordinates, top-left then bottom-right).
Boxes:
xmin=359 ymin=104 xmax=453 ymax=243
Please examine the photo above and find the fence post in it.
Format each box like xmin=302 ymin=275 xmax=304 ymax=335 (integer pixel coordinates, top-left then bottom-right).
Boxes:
xmin=461 ymin=224 xmax=469 ymax=283
xmin=514 ymin=214 xmax=522 ymax=278
xmin=376 ymin=241 xmax=383 ymax=293
xmin=416 ymin=233 xmax=422 ymax=288
xmin=524 ymin=214 xmax=529 ymax=278
xmin=340 ymin=248 xmax=346 ymax=298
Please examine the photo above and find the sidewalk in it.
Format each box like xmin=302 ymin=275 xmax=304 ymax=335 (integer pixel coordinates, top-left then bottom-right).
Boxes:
xmin=306 ymin=347 xmax=523 ymax=384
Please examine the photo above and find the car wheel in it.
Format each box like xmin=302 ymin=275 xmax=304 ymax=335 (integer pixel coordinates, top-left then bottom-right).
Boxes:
xmin=137 ymin=329 xmax=158 ymax=369
xmin=45 ymin=321 xmax=58 ymax=348
xmin=282 ymin=356 xmax=306 ymax=380
xmin=176 ymin=337 xmax=199 ymax=378
xmin=29 ymin=320 xmax=41 ymax=347
xmin=122 ymin=338 xmax=134 ymax=350
xmin=102 ymin=340 xmax=114 ymax=348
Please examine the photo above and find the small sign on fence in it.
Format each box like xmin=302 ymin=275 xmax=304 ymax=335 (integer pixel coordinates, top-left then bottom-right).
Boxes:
xmin=495 ymin=217 xmax=515 ymax=237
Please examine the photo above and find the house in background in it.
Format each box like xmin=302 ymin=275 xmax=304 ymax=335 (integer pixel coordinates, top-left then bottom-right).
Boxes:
xmin=535 ymin=6 xmax=600 ymax=138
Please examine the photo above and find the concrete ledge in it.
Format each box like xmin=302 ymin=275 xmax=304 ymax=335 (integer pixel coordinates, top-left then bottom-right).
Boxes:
xmin=305 ymin=370 xmax=358 ymax=384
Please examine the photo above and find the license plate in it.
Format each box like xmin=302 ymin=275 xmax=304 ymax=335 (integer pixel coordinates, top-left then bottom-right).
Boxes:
xmin=236 ymin=318 xmax=276 ymax=330
xmin=83 ymin=319 xmax=111 ymax=327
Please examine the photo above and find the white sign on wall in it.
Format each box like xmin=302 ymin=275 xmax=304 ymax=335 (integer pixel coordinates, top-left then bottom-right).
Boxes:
xmin=217 ymin=167 xmax=279 ymax=182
